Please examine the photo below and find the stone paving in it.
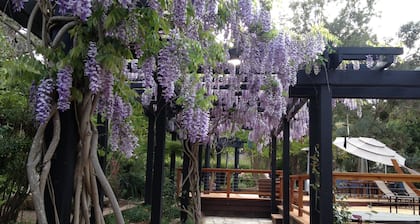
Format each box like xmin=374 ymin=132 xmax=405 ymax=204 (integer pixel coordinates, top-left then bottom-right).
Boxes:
xmin=203 ymin=216 xmax=272 ymax=224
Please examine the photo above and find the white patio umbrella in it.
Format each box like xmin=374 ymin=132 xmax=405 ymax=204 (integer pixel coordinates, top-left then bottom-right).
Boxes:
xmin=333 ymin=137 xmax=406 ymax=167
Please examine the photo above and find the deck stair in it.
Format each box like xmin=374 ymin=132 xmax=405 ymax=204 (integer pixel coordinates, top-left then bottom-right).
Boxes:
xmin=201 ymin=196 xmax=272 ymax=218
xmin=271 ymin=213 xmax=283 ymax=224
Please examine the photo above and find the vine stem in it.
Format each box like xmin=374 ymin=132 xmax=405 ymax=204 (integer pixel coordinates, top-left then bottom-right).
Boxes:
xmin=91 ymin=123 xmax=125 ymax=224
xmin=51 ymin=21 xmax=79 ymax=48
xmin=27 ymin=108 xmax=57 ymax=224
xmin=39 ymin=112 xmax=60 ymax=198
xmin=26 ymin=2 xmax=39 ymax=52
xmin=183 ymin=142 xmax=202 ymax=223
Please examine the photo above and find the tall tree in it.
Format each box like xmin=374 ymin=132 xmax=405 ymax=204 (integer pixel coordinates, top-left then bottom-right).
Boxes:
xmin=396 ymin=21 xmax=420 ymax=69
xmin=290 ymin=0 xmax=379 ymax=46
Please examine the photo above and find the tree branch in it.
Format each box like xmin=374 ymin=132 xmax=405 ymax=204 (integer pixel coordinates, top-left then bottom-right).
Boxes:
xmin=39 ymin=111 xmax=60 ymax=198
xmin=26 ymin=2 xmax=39 ymax=52
xmin=90 ymin=124 xmax=124 ymax=224
xmin=51 ymin=21 xmax=79 ymax=48
xmin=26 ymin=107 xmax=57 ymax=224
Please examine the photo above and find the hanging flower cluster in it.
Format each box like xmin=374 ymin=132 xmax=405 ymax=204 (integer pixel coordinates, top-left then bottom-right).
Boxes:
xmin=11 ymin=0 xmax=28 ymax=12
xmin=57 ymin=66 xmax=73 ymax=111
xmin=16 ymin=0 xmax=327 ymax=155
xmin=56 ymin=0 xmax=93 ymax=21
xmin=110 ymin=95 xmax=138 ymax=157
xmin=180 ymin=108 xmax=210 ymax=143
xmin=35 ymin=78 xmax=54 ymax=124
xmin=205 ymin=0 xmax=326 ymax=143
xmin=84 ymin=42 xmax=101 ymax=94
xmin=157 ymin=41 xmax=180 ymax=102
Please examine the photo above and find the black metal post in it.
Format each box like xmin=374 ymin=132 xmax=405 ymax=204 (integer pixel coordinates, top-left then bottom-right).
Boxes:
xmin=318 ymin=86 xmax=333 ymax=224
xmin=180 ymin=144 xmax=190 ymax=223
xmin=198 ymin=144 xmax=203 ymax=188
xmin=233 ymin=145 xmax=240 ymax=191
xmin=216 ymin=143 xmax=222 ymax=191
xmin=45 ymin=108 xmax=77 ymax=224
xmin=282 ymin=120 xmax=290 ymax=222
xmin=150 ymin=85 xmax=167 ymax=224
xmin=204 ymin=144 xmax=211 ymax=191
xmin=144 ymin=111 xmax=155 ymax=205
xmin=309 ymin=97 xmax=320 ymax=223
xmin=271 ymin=132 xmax=279 ymax=214
xmin=170 ymin=132 xmax=177 ymax=183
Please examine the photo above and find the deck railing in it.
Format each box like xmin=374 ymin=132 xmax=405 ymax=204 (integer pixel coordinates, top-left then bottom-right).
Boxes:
xmin=176 ymin=169 xmax=420 ymax=217
xmin=290 ymin=172 xmax=420 ymax=217
xmin=176 ymin=168 xmax=283 ymax=198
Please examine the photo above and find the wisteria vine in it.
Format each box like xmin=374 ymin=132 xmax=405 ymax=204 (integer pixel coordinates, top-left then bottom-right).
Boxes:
xmin=11 ymin=0 xmax=328 ymax=223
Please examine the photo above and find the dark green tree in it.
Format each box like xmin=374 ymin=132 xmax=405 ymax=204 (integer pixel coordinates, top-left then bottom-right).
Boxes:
xmin=0 ymin=24 xmax=37 ymax=222
xmin=395 ymin=21 xmax=420 ymax=70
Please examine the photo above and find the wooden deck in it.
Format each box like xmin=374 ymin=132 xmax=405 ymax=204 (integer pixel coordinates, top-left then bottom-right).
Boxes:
xmin=176 ymin=168 xmax=420 ymax=223
xmin=201 ymin=193 xmax=420 ymax=223
xmin=201 ymin=196 xmax=273 ymax=218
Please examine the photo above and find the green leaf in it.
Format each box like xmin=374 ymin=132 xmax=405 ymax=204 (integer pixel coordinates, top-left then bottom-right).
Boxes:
xmin=104 ymin=7 xmax=128 ymax=30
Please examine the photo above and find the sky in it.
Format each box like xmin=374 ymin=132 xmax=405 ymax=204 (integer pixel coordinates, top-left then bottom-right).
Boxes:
xmin=371 ymin=0 xmax=420 ymax=42
xmin=275 ymin=0 xmax=420 ymax=43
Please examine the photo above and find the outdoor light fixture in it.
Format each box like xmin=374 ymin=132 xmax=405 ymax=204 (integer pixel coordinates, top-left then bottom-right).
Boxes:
xmin=227 ymin=58 xmax=241 ymax=66
xmin=228 ymin=48 xmax=241 ymax=66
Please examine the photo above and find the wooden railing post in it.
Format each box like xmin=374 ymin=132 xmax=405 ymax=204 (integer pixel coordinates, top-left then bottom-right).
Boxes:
xmin=290 ymin=177 xmax=294 ymax=212
xmin=226 ymin=170 xmax=232 ymax=198
xmin=298 ymin=177 xmax=304 ymax=216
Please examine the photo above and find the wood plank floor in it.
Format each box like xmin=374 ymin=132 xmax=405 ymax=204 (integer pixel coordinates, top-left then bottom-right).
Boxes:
xmin=202 ymin=193 xmax=420 ymax=223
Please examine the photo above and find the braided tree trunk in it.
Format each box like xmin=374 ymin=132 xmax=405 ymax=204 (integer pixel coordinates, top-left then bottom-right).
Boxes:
xmin=183 ymin=142 xmax=202 ymax=223
xmin=27 ymin=93 xmax=123 ymax=224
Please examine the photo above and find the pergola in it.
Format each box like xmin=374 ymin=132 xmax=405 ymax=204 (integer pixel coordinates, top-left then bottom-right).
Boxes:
xmin=2 ymin=3 xmax=420 ymax=223
xmin=288 ymin=47 xmax=420 ymax=223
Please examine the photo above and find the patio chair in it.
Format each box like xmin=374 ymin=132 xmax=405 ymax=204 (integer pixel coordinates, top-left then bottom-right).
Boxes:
xmin=374 ymin=180 xmax=416 ymax=214
xmin=402 ymin=182 xmax=420 ymax=214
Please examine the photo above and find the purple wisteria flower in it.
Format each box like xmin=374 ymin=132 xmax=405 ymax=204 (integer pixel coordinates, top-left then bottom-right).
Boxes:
xmin=106 ymin=26 xmax=128 ymax=45
xmin=141 ymin=57 xmax=156 ymax=88
xmin=84 ymin=41 xmax=101 ymax=94
xmin=193 ymin=0 xmax=205 ymax=19
xmin=35 ymin=78 xmax=54 ymax=124
xmin=11 ymin=0 xmax=28 ymax=12
xmin=173 ymin=0 xmax=187 ymax=28
xmin=57 ymin=66 xmax=73 ymax=111
xmin=56 ymin=0 xmax=93 ymax=21
xmin=133 ymin=43 xmax=144 ymax=59
xmin=204 ymin=0 xmax=217 ymax=30
xmin=147 ymin=0 xmax=162 ymax=15
xmin=118 ymin=0 xmax=135 ymax=9
xmin=238 ymin=0 xmax=253 ymax=26
xmin=157 ymin=44 xmax=180 ymax=102
xmin=110 ymin=95 xmax=138 ymax=157
xmin=98 ymin=0 xmax=113 ymax=11
xmin=259 ymin=8 xmax=271 ymax=32
xmin=181 ymin=108 xmax=209 ymax=143
xmin=96 ymin=70 xmax=115 ymax=117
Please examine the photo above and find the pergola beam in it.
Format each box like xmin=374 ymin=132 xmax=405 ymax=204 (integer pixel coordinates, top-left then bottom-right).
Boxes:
xmin=289 ymin=46 xmax=420 ymax=224
xmin=328 ymin=47 xmax=403 ymax=69
xmin=290 ymin=86 xmax=420 ymax=99
xmin=294 ymin=70 xmax=420 ymax=87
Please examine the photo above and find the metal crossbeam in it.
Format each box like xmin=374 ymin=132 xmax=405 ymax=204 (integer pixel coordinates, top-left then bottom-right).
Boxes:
xmin=328 ymin=47 xmax=403 ymax=69
xmin=293 ymin=69 xmax=420 ymax=87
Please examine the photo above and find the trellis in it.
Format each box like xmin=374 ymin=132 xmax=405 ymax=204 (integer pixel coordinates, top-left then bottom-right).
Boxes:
xmin=288 ymin=47 xmax=420 ymax=223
